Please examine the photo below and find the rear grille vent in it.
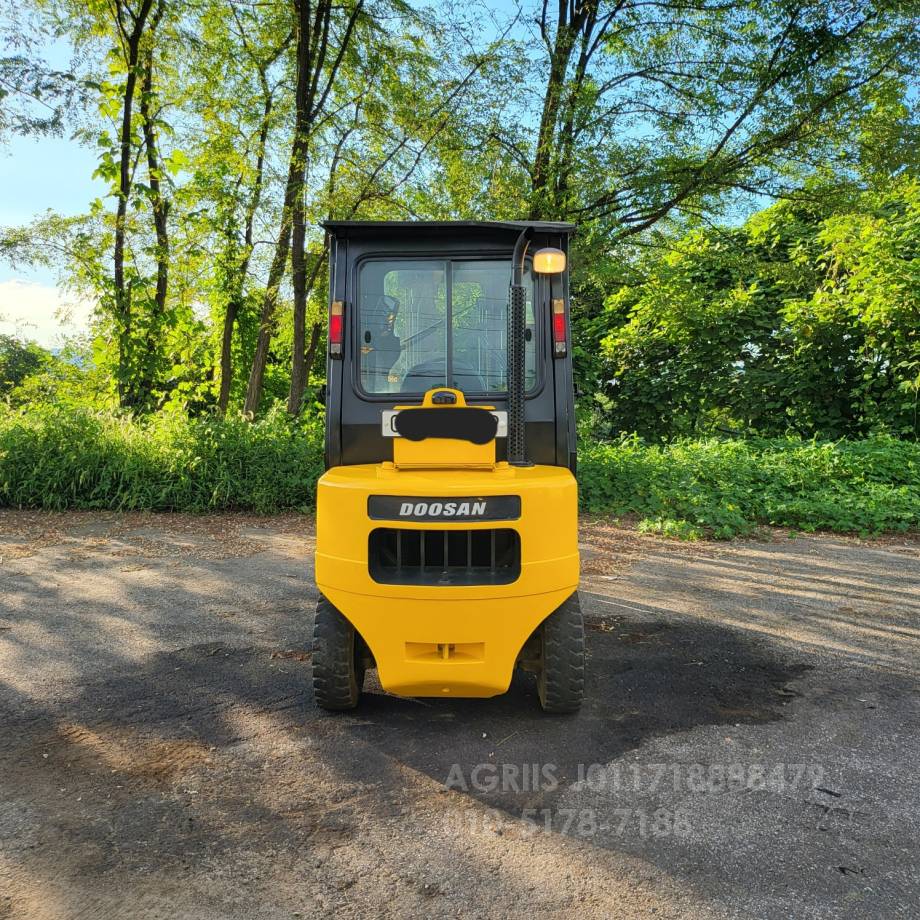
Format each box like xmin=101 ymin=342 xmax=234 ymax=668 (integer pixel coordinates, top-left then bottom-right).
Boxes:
xmin=368 ymin=528 xmax=520 ymax=586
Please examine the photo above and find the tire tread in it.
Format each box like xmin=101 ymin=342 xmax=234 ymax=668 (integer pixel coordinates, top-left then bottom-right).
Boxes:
xmin=538 ymin=593 xmax=585 ymax=713
xmin=312 ymin=596 xmax=363 ymax=711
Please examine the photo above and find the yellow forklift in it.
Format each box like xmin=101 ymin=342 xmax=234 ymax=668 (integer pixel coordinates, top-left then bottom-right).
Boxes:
xmin=313 ymin=221 xmax=583 ymax=712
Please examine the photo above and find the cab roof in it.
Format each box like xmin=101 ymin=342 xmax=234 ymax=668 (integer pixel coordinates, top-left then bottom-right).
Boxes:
xmin=322 ymin=220 xmax=576 ymax=237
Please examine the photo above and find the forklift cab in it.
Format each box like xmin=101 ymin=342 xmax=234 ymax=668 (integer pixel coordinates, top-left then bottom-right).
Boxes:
xmin=313 ymin=221 xmax=584 ymax=713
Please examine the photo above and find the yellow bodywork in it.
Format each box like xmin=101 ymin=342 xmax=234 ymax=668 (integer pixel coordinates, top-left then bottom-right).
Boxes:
xmin=391 ymin=389 xmax=498 ymax=470
xmin=315 ymin=402 xmax=579 ymax=698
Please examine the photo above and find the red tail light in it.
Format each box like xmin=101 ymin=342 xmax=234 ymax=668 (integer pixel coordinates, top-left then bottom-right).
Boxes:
xmin=552 ymin=298 xmax=567 ymax=357
xmin=329 ymin=300 xmax=344 ymax=358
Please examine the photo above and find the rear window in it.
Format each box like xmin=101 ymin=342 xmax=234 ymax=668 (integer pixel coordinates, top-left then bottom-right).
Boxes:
xmin=357 ymin=258 xmax=536 ymax=395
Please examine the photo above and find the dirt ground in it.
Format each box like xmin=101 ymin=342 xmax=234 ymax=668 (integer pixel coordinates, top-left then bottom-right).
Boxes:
xmin=1 ymin=511 xmax=919 ymax=920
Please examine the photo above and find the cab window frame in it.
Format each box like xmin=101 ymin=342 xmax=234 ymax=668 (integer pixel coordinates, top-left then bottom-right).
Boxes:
xmin=351 ymin=252 xmax=545 ymax=402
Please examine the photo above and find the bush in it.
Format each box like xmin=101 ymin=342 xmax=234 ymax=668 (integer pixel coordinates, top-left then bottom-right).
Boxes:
xmin=597 ymin=180 xmax=920 ymax=441
xmin=0 ymin=405 xmax=324 ymax=513
xmin=2 ymin=406 xmax=917 ymax=537
xmin=0 ymin=335 xmax=53 ymax=395
xmin=579 ymin=435 xmax=920 ymax=538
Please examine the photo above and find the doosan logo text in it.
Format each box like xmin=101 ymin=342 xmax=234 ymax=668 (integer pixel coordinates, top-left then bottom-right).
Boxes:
xmin=367 ymin=494 xmax=518 ymax=522
xmin=399 ymin=501 xmax=487 ymax=517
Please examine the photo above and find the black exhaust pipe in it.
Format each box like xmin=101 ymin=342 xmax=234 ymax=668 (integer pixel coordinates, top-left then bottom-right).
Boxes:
xmin=508 ymin=227 xmax=533 ymax=467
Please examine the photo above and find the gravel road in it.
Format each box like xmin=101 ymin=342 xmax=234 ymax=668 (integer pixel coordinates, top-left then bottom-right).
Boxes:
xmin=1 ymin=511 xmax=918 ymax=919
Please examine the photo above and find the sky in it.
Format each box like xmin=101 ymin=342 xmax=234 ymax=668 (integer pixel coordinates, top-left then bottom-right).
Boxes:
xmin=0 ymin=134 xmax=103 ymax=347
xmin=0 ymin=34 xmax=104 ymax=348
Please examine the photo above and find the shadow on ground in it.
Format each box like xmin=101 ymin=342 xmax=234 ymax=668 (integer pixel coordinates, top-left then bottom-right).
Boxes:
xmin=338 ymin=608 xmax=810 ymax=814
xmin=2 ymin=602 xmax=810 ymax=842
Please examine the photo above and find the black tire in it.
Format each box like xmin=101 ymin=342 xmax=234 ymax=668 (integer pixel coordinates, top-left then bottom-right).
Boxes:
xmin=537 ymin=592 xmax=585 ymax=713
xmin=312 ymin=595 xmax=365 ymax=711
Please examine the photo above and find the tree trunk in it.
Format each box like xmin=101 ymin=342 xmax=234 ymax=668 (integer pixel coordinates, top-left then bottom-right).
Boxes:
xmin=243 ymin=3 xmax=312 ymax=417
xmin=217 ymin=298 xmax=240 ymax=413
xmin=112 ymin=0 xmax=156 ymax=409
xmin=140 ymin=51 xmax=168 ymax=319
xmin=138 ymin=36 xmax=169 ymax=408
xmin=218 ymin=88 xmax=274 ymax=414
xmin=529 ymin=4 xmax=577 ymax=220
xmin=287 ymin=253 xmax=327 ymax=415
xmin=286 ymin=161 xmax=309 ymax=416
xmin=113 ymin=54 xmax=138 ymax=408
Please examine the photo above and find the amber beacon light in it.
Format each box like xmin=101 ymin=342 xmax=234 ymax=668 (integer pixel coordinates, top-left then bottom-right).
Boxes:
xmin=533 ymin=247 xmax=566 ymax=274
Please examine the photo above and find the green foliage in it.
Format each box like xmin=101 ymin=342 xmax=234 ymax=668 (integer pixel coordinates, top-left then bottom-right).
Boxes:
xmin=597 ymin=179 xmax=920 ymax=440
xmin=636 ymin=517 xmax=705 ymax=541
xmin=579 ymin=435 xmax=920 ymax=539
xmin=5 ymin=346 xmax=114 ymax=410
xmin=0 ymin=404 xmax=324 ymax=512
xmin=2 ymin=0 xmax=919 ymax=543
xmin=0 ymin=335 xmax=52 ymax=394
xmin=0 ymin=2 xmax=88 ymax=141
xmin=6 ymin=0 xmax=919 ymax=423
xmin=2 ymin=405 xmax=917 ymax=539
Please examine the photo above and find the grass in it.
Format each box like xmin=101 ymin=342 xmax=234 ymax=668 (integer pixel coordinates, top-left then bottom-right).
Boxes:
xmin=579 ymin=435 xmax=920 ymax=538
xmin=1 ymin=406 xmax=918 ymax=537
xmin=0 ymin=405 xmax=325 ymax=513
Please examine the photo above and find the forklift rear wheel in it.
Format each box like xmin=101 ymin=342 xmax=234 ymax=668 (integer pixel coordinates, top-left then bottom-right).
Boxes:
xmin=312 ymin=596 xmax=365 ymax=711
xmin=537 ymin=593 xmax=585 ymax=713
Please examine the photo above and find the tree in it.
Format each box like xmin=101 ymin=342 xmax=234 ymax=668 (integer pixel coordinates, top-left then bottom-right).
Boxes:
xmin=243 ymin=0 xmax=365 ymax=417
xmin=482 ymin=0 xmax=920 ymax=239
xmin=599 ymin=177 xmax=920 ymax=439
xmin=0 ymin=0 xmax=87 ymax=141
xmin=37 ymin=0 xmax=207 ymax=413
xmin=0 ymin=334 xmax=50 ymax=394
xmin=107 ymin=0 xmax=163 ymax=409
xmin=181 ymin=0 xmax=292 ymax=413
